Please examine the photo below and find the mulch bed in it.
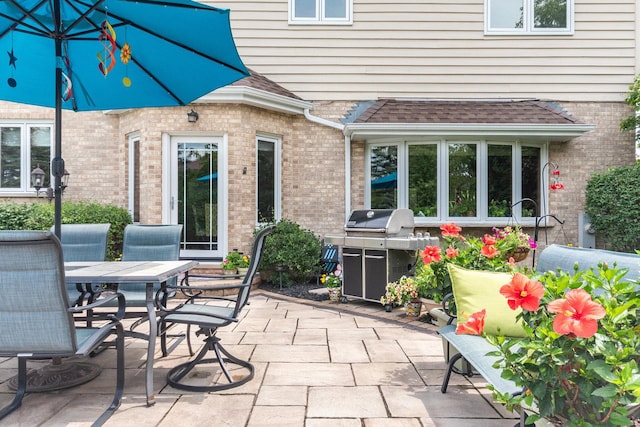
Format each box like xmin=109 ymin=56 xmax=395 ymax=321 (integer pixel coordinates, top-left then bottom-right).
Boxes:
xmin=259 ymin=281 xmax=329 ymax=302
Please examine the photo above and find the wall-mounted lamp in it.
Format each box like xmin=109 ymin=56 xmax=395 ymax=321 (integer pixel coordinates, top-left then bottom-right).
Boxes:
xmin=31 ymin=165 xmax=70 ymax=202
xmin=187 ymin=109 xmax=199 ymax=123
xmin=31 ymin=165 xmax=46 ymax=196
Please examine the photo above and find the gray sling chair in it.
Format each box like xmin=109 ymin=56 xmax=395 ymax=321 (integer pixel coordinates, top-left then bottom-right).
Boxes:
xmin=115 ymin=224 xmax=183 ymax=356
xmin=51 ymin=223 xmax=111 ymax=306
xmin=0 ymin=231 xmax=125 ymax=426
xmin=157 ymin=225 xmax=275 ymax=392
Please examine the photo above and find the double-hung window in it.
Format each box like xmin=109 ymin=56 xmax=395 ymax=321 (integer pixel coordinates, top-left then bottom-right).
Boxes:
xmin=485 ymin=0 xmax=573 ymax=35
xmin=0 ymin=123 xmax=52 ymax=194
xmin=367 ymin=140 xmax=547 ymax=224
xmin=289 ymin=0 xmax=352 ymax=25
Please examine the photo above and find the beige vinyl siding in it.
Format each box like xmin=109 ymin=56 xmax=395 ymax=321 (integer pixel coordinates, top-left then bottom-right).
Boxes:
xmin=213 ymin=1 xmax=638 ymax=102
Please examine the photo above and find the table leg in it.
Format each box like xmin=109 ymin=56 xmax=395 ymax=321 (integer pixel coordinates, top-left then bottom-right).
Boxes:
xmin=145 ymin=282 xmax=157 ymax=407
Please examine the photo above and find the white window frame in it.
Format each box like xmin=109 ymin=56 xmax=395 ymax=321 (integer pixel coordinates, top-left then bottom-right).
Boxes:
xmin=0 ymin=121 xmax=54 ymax=196
xmin=485 ymin=0 xmax=574 ymax=35
xmin=127 ymin=133 xmax=140 ymax=222
xmin=365 ymin=139 xmax=549 ymax=226
xmin=289 ymin=0 xmax=353 ymax=25
xmin=256 ymin=134 xmax=282 ymax=225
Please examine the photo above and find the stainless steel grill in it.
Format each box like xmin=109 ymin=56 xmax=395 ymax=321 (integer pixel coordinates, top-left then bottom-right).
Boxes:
xmin=324 ymin=209 xmax=439 ymax=303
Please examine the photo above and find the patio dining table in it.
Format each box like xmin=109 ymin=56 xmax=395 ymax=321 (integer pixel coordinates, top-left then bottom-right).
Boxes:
xmin=65 ymin=260 xmax=199 ymax=406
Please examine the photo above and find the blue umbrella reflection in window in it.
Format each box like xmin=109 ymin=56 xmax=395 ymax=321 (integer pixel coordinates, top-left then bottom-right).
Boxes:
xmin=197 ymin=173 xmax=218 ymax=182
xmin=371 ymin=172 xmax=397 ymax=189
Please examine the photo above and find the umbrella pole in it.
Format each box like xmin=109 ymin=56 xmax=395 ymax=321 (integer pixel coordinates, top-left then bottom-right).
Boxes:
xmin=52 ymin=0 xmax=63 ymax=239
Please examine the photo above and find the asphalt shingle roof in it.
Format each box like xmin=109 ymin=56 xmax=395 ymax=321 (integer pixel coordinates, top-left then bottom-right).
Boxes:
xmin=232 ymin=69 xmax=302 ymax=100
xmin=350 ymin=99 xmax=582 ymax=125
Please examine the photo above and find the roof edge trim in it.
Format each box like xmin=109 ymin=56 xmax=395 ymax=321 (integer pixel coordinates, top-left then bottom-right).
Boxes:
xmin=345 ymin=123 xmax=595 ymax=142
xmin=194 ymin=86 xmax=312 ymax=115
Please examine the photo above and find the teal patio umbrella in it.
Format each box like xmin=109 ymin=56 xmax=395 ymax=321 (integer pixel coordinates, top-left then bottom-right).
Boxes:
xmin=0 ymin=0 xmax=249 ymax=236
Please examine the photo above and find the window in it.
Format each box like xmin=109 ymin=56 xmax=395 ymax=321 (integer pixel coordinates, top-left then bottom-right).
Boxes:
xmin=367 ymin=140 xmax=545 ymax=223
xmin=0 ymin=123 xmax=52 ymax=194
xmin=485 ymin=0 xmax=573 ymax=35
xmin=289 ymin=0 xmax=352 ymax=24
xmin=257 ymin=136 xmax=281 ymax=223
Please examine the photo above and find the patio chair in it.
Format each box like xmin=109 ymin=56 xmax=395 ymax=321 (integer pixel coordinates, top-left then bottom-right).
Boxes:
xmin=0 ymin=230 xmax=125 ymax=427
xmin=316 ymin=243 xmax=340 ymax=285
xmin=114 ymin=224 xmax=183 ymax=355
xmin=158 ymin=225 xmax=275 ymax=392
xmin=117 ymin=224 xmax=182 ymax=310
xmin=51 ymin=223 xmax=111 ymax=306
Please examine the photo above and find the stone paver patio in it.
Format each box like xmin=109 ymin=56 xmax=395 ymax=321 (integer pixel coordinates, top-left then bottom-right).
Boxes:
xmin=0 ymin=291 xmax=520 ymax=426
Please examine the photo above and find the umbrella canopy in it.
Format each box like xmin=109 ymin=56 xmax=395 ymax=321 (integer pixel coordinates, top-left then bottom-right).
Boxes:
xmin=0 ymin=0 xmax=249 ymax=235
xmin=0 ymin=0 xmax=248 ymax=111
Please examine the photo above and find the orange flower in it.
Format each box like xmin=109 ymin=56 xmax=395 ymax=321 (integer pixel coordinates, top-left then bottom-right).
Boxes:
xmin=420 ymin=246 xmax=442 ymax=264
xmin=500 ymin=273 xmax=545 ymax=311
xmin=445 ymin=247 xmax=458 ymax=258
xmin=480 ymin=244 xmax=500 ymax=259
xmin=440 ymin=223 xmax=462 ymax=238
xmin=456 ymin=309 xmax=486 ymax=335
xmin=482 ymin=234 xmax=497 ymax=245
xmin=547 ymin=289 xmax=606 ymax=338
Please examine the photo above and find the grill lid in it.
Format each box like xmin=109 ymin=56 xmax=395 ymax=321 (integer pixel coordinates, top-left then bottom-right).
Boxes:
xmin=345 ymin=209 xmax=414 ymax=236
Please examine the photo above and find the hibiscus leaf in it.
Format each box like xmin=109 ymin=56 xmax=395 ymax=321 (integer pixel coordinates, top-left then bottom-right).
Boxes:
xmin=591 ymin=384 xmax=617 ymax=398
xmin=588 ymin=359 xmax=618 ymax=382
xmin=610 ymin=410 xmax=633 ymax=426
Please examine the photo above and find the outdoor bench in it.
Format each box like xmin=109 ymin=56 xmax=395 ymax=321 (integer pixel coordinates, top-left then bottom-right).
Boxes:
xmin=438 ymin=244 xmax=640 ymax=425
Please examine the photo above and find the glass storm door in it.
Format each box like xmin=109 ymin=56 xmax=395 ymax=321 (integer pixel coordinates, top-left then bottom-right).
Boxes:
xmin=172 ymin=136 xmax=223 ymax=258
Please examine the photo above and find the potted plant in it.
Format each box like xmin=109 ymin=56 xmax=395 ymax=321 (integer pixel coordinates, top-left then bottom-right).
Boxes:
xmin=321 ymin=270 xmax=342 ymax=302
xmin=222 ymin=251 xmax=240 ymax=275
xmin=237 ymin=253 xmax=250 ymax=275
xmin=381 ymin=276 xmax=426 ymax=317
xmin=478 ymin=266 xmax=640 ymax=426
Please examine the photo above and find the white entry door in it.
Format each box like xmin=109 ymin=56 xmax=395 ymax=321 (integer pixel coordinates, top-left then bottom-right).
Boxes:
xmin=170 ymin=135 xmax=226 ymax=259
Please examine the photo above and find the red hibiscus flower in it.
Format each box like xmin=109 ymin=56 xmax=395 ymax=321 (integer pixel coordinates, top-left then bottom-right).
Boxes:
xmin=482 ymin=234 xmax=497 ymax=245
xmin=440 ymin=223 xmax=462 ymax=238
xmin=480 ymin=244 xmax=500 ymax=259
xmin=445 ymin=247 xmax=459 ymax=258
xmin=547 ymin=289 xmax=606 ymax=338
xmin=500 ymin=273 xmax=545 ymax=311
xmin=420 ymin=246 xmax=442 ymax=264
xmin=456 ymin=309 xmax=486 ymax=335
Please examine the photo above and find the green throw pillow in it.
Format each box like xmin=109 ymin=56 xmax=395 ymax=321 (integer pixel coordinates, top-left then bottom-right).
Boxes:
xmin=448 ymin=264 xmax=526 ymax=337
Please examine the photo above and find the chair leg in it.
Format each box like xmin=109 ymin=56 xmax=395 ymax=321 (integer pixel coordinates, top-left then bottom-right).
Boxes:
xmin=92 ymin=324 xmax=125 ymax=427
xmin=441 ymin=353 xmax=463 ymax=393
xmin=186 ymin=324 xmax=193 ymax=356
xmin=0 ymin=358 xmax=27 ymax=420
xmin=167 ymin=334 xmax=254 ymax=392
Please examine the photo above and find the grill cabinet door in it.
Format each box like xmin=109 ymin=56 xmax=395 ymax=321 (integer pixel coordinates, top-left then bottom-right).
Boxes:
xmin=342 ymin=247 xmax=363 ymax=298
xmin=364 ymin=249 xmax=388 ymax=301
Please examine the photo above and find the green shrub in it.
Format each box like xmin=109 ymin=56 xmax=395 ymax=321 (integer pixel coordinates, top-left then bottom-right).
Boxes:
xmin=620 ymin=73 xmax=640 ymax=147
xmin=0 ymin=200 xmax=132 ymax=260
xmin=256 ymin=218 xmax=322 ymax=286
xmin=585 ymin=165 xmax=640 ymax=252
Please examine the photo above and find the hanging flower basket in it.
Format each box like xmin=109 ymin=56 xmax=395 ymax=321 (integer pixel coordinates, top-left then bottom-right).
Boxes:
xmin=506 ymin=246 xmax=530 ymax=262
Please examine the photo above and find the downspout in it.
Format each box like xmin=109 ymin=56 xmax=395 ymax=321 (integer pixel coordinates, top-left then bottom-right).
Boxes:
xmin=303 ymin=108 xmax=351 ymax=219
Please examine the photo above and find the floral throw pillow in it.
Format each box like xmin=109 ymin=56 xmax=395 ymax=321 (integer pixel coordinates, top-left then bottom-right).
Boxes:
xmin=447 ymin=264 xmax=526 ymax=337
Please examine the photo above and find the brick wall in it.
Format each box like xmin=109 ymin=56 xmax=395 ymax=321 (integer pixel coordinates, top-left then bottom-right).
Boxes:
xmin=1 ymin=99 xmax=632 ymax=255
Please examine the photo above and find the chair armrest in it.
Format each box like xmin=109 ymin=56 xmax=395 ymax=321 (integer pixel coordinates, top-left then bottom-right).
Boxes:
xmin=162 ymin=306 xmax=239 ymax=323
xmin=442 ymin=293 xmax=457 ymax=323
xmin=69 ymin=292 xmax=126 ymax=321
